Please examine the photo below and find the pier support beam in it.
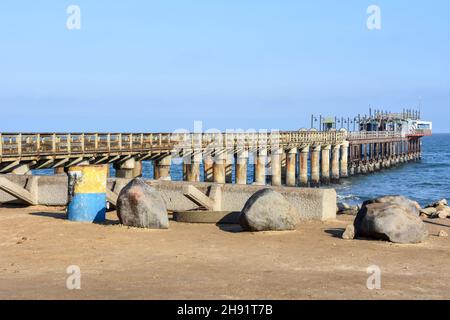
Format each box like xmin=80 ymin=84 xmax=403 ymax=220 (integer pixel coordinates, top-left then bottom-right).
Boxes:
xmin=356 ymin=162 xmax=362 ymax=174
xmin=320 ymin=145 xmax=331 ymax=184
xmin=203 ymin=154 xmax=214 ymax=182
xmin=153 ymin=155 xmax=172 ymax=181
xmin=299 ymin=146 xmax=309 ymax=187
xmin=270 ymin=149 xmax=282 ymax=186
xmin=281 ymin=152 xmax=287 ymax=184
xmin=54 ymin=167 xmax=66 ymax=175
xmin=349 ymin=163 xmax=355 ymax=176
xmin=310 ymin=145 xmax=321 ymax=187
xmin=331 ymin=144 xmax=341 ymax=183
xmin=340 ymin=141 xmax=349 ymax=178
xmin=254 ymin=149 xmax=267 ymax=186
xmin=187 ymin=154 xmax=201 ymax=182
xmin=235 ymin=150 xmax=248 ymax=185
xmin=11 ymin=163 xmax=32 ymax=175
xmin=213 ymin=151 xmax=226 ymax=184
xmin=114 ymin=158 xmax=142 ymax=179
xmin=285 ymin=148 xmax=297 ymax=187
xmin=225 ymin=153 xmax=233 ymax=183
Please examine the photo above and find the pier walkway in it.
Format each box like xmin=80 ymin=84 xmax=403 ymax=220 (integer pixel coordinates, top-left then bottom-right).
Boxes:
xmin=0 ymin=130 xmax=424 ymax=187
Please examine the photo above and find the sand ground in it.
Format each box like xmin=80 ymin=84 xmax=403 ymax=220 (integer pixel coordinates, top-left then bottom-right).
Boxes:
xmin=0 ymin=205 xmax=449 ymax=300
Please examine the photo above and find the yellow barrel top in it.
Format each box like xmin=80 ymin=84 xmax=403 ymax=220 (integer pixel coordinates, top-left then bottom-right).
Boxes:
xmin=68 ymin=165 xmax=107 ymax=194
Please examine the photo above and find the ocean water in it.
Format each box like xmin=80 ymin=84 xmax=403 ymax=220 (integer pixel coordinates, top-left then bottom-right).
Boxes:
xmin=335 ymin=134 xmax=450 ymax=206
xmin=33 ymin=134 xmax=449 ymax=207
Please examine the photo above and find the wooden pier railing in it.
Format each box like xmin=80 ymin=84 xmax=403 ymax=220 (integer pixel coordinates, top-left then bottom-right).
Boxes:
xmin=0 ymin=131 xmax=347 ymax=161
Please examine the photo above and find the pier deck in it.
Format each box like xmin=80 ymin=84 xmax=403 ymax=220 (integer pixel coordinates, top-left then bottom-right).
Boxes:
xmin=0 ymin=130 xmax=424 ymax=187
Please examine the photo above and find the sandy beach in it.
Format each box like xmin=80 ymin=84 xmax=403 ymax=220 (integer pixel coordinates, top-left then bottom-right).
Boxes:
xmin=0 ymin=205 xmax=449 ymax=300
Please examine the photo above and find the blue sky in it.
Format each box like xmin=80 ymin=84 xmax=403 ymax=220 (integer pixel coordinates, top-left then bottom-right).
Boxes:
xmin=0 ymin=0 xmax=449 ymax=132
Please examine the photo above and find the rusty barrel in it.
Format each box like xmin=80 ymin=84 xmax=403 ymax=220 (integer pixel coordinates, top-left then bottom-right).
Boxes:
xmin=67 ymin=165 xmax=107 ymax=222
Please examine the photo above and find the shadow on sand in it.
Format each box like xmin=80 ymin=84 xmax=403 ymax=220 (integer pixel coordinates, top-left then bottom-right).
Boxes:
xmin=216 ymin=223 xmax=243 ymax=233
xmin=324 ymin=228 xmax=346 ymax=238
xmin=29 ymin=212 xmax=119 ymax=226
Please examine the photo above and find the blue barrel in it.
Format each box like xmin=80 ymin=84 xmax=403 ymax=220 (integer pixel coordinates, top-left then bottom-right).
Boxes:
xmin=67 ymin=165 xmax=107 ymax=222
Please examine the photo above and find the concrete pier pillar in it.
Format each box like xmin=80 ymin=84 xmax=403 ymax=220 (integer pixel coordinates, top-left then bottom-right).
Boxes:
xmin=153 ymin=155 xmax=172 ymax=181
xmin=363 ymin=144 xmax=368 ymax=162
xmin=299 ymin=146 xmax=309 ymax=187
xmin=213 ymin=150 xmax=226 ymax=184
xmin=361 ymin=162 xmax=368 ymax=174
xmin=356 ymin=162 xmax=362 ymax=174
xmin=375 ymin=161 xmax=381 ymax=171
xmin=415 ymin=139 xmax=419 ymax=160
xmin=182 ymin=151 xmax=191 ymax=181
xmin=281 ymin=152 xmax=287 ymax=184
xmin=236 ymin=150 xmax=249 ymax=185
xmin=187 ymin=154 xmax=201 ymax=182
xmin=225 ymin=153 xmax=233 ymax=183
xmin=417 ymin=139 xmax=422 ymax=160
xmin=183 ymin=163 xmax=189 ymax=181
xmin=340 ymin=141 xmax=349 ymax=178
xmin=410 ymin=140 xmax=414 ymax=160
xmin=320 ymin=145 xmax=331 ymax=184
xmin=270 ymin=149 xmax=282 ymax=186
xmin=331 ymin=144 xmax=341 ymax=183
xmin=54 ymin=167 xmax=66 ymax=175
xmin=254 ymin=149 xmax=267 ymax=186
xmin=114 ymin=158 xmax=142 ymax=179
xmin=285 ymin=148 xmax=297 ymax=187
xmin=203 ymin=153 xmax=214 ymax=182
xmin=310 ymin=145 xmax=321 ymax=187
xmin=385 ymin=155 xmax=391 ymax=168
xmin=349 ymin=164 xmax=355 ymax=176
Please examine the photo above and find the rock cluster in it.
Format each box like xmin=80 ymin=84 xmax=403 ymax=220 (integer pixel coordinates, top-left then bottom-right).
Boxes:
xmin=420 ymin=199 xmax=450 ymax=219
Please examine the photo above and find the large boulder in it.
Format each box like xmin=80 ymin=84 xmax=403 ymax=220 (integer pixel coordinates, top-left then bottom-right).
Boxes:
xmin=354 ymin=202 xmax=428 ymax=244
xmin=239 ymin=189 xmax=300 ymax=231
xmin=361 ymin=195 xmax=421 ymax=217
xmin=117 ymin=178 xmax=169 ymax=229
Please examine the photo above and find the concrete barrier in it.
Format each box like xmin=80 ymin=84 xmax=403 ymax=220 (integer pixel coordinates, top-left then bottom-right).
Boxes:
xmin=0 ymin=174 xmax=337 ymax=221
xmin=0 ymin=174 xmax=68 ymax=206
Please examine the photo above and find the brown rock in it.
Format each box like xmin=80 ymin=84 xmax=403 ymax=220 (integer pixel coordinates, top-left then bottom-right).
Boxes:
xmin=438 ymin=230 xmax=448 ymax=237
xmin=420 ymin=207 xmax=437 ymax=217
xmin=437 ymin=207 xmax=450 ymax=219
xmin=342 ymin=225 xmax=355 ymax=240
